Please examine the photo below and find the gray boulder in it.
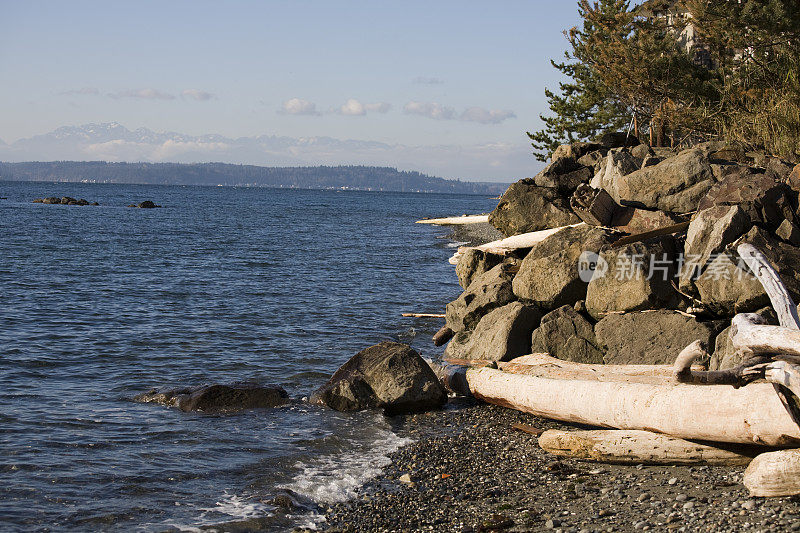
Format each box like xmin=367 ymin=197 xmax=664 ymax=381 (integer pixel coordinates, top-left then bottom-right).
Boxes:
xmin=512 ymin=224 xmax=614 ymax=310
xmin=444 ymin=302 xmax=541 ymax=362
xmin=776 ymin=219 xmax=800 ymax=246
xmin=488 ymin=180 xmax=580 ymax=237
xmin=534 ymin=165 xmax=593 ymax=195
xmin=611 ymin=147 xmax=715 ymax=213
xmin=697 ymin=170 xmax=793 ymax=229
xmin=310 ymin=342 xmax=446 ymax=415
xmin=734 ymin=226 xmax=800 ymax=301
xmin=595 ymin=310 xmax=719 ymax=365
xmin=585 ymin=237 xmax=681 ymax=319
xmin=709 ymin=307 xmax=778 ymax=370
xmin=609 ymin=207 xmax=683 ymax=234
xmin=591 ymin=149 xmax=640 ymax=191
xmin=551 ymin=141 xmax=604 ymax=163
xmin=679 ymin=205 xmax=750 ymax=291
xmin=446 ymin=263 xmax=516 ymax=332
xmin=694 ymin=252 xmax=769 ymax=316
xmin=455 ymin=248 xmax=503 ymax=289
xmin=134 ymin=382 xmax=290 ymax=413
xmin=530 ymin=305 xmax=603 ymax=364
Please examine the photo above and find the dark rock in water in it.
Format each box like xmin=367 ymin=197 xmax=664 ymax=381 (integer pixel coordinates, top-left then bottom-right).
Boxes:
xmin=611 ymin=147 xmax=715 ymax=213
xmin=455 ymin=248 xmax=503 ymax=290
xmin=129 ymin=200 xmax=161 ymax=208
xmin=134 ymin=382 xmax=289 ymax=413
xmin=586 ymin=236 xmax=682 ymax=319
xmin=33 ymin=198 xmax=43 ymax=203
xmin=33 ymin=196 xmax=98 ymax=206
xmin=41 ymin=197 xmax=61 ymax=204
xmin=512 ymin=224 xmax=614 ymax=311
xmin=310 ymin=341 xmax=446 ymax=415
xmin=530 ymin=305 xmax=603 ymax=364
xmin=594 ymin=310 xmax=719 ymax=365
xmin=60 ymin=196 xmax=77 ymax=205
xmin=444 ymin=301 xmax=541 ymax=362
xmin=488 ymin=180 xmax=580 ymax=237
xmin=446 ymin=263 xmax=516 ymax=332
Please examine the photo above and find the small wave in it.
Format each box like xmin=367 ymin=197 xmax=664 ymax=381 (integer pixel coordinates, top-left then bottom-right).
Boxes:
xmin=281 ymin=419 xmax=411 ymax=504
xmin=198 ymin=491 xmax=273 ymax=520
xmin=446 ymin=240 xmax=469 ymax=248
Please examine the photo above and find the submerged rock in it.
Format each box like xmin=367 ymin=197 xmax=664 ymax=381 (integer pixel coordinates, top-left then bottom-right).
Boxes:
xmin=134 ymin=382 xmax=290 ymax=413
xmin=129 ymin=200 xmax=161 ymax=208
xmin=310 ymin=342 xmax=446 ymax=415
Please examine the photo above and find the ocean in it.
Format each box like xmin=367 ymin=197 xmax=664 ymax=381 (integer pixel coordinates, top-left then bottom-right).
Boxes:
xmin=0 ymin=181 xmax=496 ymax=532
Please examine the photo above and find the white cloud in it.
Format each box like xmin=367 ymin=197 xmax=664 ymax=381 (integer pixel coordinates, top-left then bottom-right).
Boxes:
xmin=181 ymin=89 xmax=215 ymax=101
xmin=412 ymin=76 xmax=444 ymax=85
xmin=279 ymin=97 xmax=320 ymax=115
xmin=403 ymin=101 xmax=457 ymax=120
xmin=60 ymin=87 xmax=100 ymax=96
xmin=336 ymin=99 xmax=392 ymax=116
xmin=460 ymin=107 xmax=516 ymax=124
xmin=403 ymin=101 xmax=515 ymax=124
xmin=109 ymin=88 xmax=175 ymax=100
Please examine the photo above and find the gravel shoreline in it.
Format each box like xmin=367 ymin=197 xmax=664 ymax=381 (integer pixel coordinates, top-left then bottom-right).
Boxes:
xmin=319 ymin=399 xmax=800 ymax=533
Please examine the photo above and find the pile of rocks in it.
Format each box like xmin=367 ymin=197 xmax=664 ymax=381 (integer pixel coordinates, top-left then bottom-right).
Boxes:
xmin=33 ymin=196 xmax=99 ymax=206
xmin=445 ymin=135 xmax=800 ymax=370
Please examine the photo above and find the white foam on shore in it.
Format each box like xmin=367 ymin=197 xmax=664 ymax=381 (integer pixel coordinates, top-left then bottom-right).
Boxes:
xmin=197 ymin=491 xmax=273 ymax=520
xmin=446 ymin=240 xmax=469 ymax=248
xmin=282 ymin=420 xmax=412 ymax=504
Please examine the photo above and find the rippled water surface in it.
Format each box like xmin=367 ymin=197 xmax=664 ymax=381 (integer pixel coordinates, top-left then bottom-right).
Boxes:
xmin=0 ymin=181 xmax=495 ymax=531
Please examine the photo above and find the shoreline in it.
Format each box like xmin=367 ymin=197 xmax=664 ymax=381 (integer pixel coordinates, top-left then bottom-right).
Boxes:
xmin=319 ymin=401 xmax=800 ymax=532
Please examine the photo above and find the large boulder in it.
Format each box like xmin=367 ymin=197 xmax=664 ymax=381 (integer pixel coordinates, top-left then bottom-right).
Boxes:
xmin=446 ymin=263 xmax=516 ymax=332
xmin=488 ymin=180 xmax=580 ymax=236
xmin=585 ymin=237 xmax=681 ymax=319
xmin=455 ymin=248 xmax=503 ymax=290
xmin=694 ymin=252 xmax=769 ymax=316
xmin=551 ymin=141 xmax=604 ymax=163
xmin=530 ymin=305 xmax=603 ymax=364
xmin=609 ymin=207 xmax=683 ymax=234
xmin=534 ymin=165 xmax=593 ymax=195
xmin=594 ymin=310 xmax=719 ymax=365
xmin=679 ymin=205 xmax=750 ymax=291
xmin=134 ymin=382 xmax=290 ymax=413
xmin=611 ymin=147 xmax=716 ymax=213
xmin=310 ymin=342 xmax=446 ymax=415
xmin=512 ymin=224 xmax=613 ymax=310
xmin=597 ymin=132 xmax=640 ymax=149
xmin=697 ymin=170 xmax=794 ymax=229
xmin=444 ymin=302 xmax=541 ymax=362
xmin=591 ymin=150 xmax=641 ymax=191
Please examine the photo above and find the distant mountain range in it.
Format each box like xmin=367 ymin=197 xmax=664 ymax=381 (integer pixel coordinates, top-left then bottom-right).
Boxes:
xmin=0 ymin=161 xmax=508 ymax=195
xmin=0 ymin=122 xmax=535 ymax=182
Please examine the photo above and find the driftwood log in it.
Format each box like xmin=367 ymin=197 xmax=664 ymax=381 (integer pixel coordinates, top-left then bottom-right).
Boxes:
xmin=449 ymin=224 xmax=584 ymax=264
xmin=431 ymin=362 xmax=800 ymax=446
xmin=743 ymin=449 xmax=800 ymax=497
xmin=416 ymin=214 xmax=489 ymax=225
xmin=538 ymin=429 xmax=758 ymax=466
xmin=570 ymin=184 xmax=616 ymax=226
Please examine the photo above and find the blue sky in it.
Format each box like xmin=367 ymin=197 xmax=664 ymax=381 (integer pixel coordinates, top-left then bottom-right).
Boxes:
xmin=0 ymin=1 xmax=587 ymax=180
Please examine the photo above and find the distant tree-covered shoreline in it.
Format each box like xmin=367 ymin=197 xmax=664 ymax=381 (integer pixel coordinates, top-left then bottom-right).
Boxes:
xmin=0 ymin=161 xmax=508 ymax=195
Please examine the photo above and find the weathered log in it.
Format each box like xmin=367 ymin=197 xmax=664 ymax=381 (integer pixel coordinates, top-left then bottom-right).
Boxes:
xmin=538 ymin=429 xmax=758 ymax=465
xmin=570 ymin=185 xmax=617 ymax=226
xmin=737 ymin=243 xmax=800 ymax=329
xmin=449 ymin=224 xmax=584 ymax=264
xmin=743 ymin=449 xmax=800 ymax=497
xmin=416 ymin=215 xmax=489 ymax=225
xmin=401 ymin=312 xmax=446 ymax=318
xmin=610 ymin=221 xmax=690 ymax=248
xmin=432 ymin=363 xmax=800 ymax=446
xmin=432 ymin=326 xmax=455 ymax=346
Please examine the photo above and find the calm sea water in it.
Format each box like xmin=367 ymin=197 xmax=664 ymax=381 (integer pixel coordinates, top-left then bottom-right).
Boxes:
xmin=0 ymin=181 xmax=495 ymax=532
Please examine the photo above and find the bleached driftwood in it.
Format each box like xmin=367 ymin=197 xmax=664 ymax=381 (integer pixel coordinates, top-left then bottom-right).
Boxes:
xmin=401 ymin=312 xmax=446 ymax=318
xmin=431 ymin=362 xmax=800 ymax=446
xmin=416 ymin=214 xmax=489 ymax=225
xmin=743 ymin=449 xmax=800 ymax=497
xmin=449 ymin=224 xmax=584 ymax=265
xmin=538 ymin=429 xmax=757 ymax=466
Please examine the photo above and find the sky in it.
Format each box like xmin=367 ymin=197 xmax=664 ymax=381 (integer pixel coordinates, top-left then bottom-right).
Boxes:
xmin=0 ymin=1 xmax=587 ymax=181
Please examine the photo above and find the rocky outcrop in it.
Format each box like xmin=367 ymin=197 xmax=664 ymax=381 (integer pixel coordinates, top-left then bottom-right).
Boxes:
xmin=488 ymin=180 xmax=580 ymax=237
xmin=530 ymin=305 xmax=603 ymax=364
xmin=512 ymin=224 xmax=613 ymax=310
xmin=694 ymin=252 xmax=769 ymax=316
xmin=446 ymin=264 xmax=516 ymax=332
xmin=134 ymin=382 xmax=290 ymax=413
xmin=444 ymin=302 xmax=541 ymax=362
xmin=697 ymin=171 xmax=794 ymax=229
xmin=34 ymin=196 xmax=98 ymax=206
xmin=608 ymin=207 xmax=683 ymax=234
xmin=455 ymin=248 xmax=503 ymax=290
xmin=610 ymin=147 xmax=715 ymax=213
xmin=128 ymin=200 xmax=161 ymax=208
xmin=585 ymin=237 xmax=681 ymax=319
xmin=591 ymin=150 xmax=641 ymax=192
xmin=595 ymin=310 xmax=719 ymax=365
xmin=310 ymin=342 xmax=446 ymax=415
